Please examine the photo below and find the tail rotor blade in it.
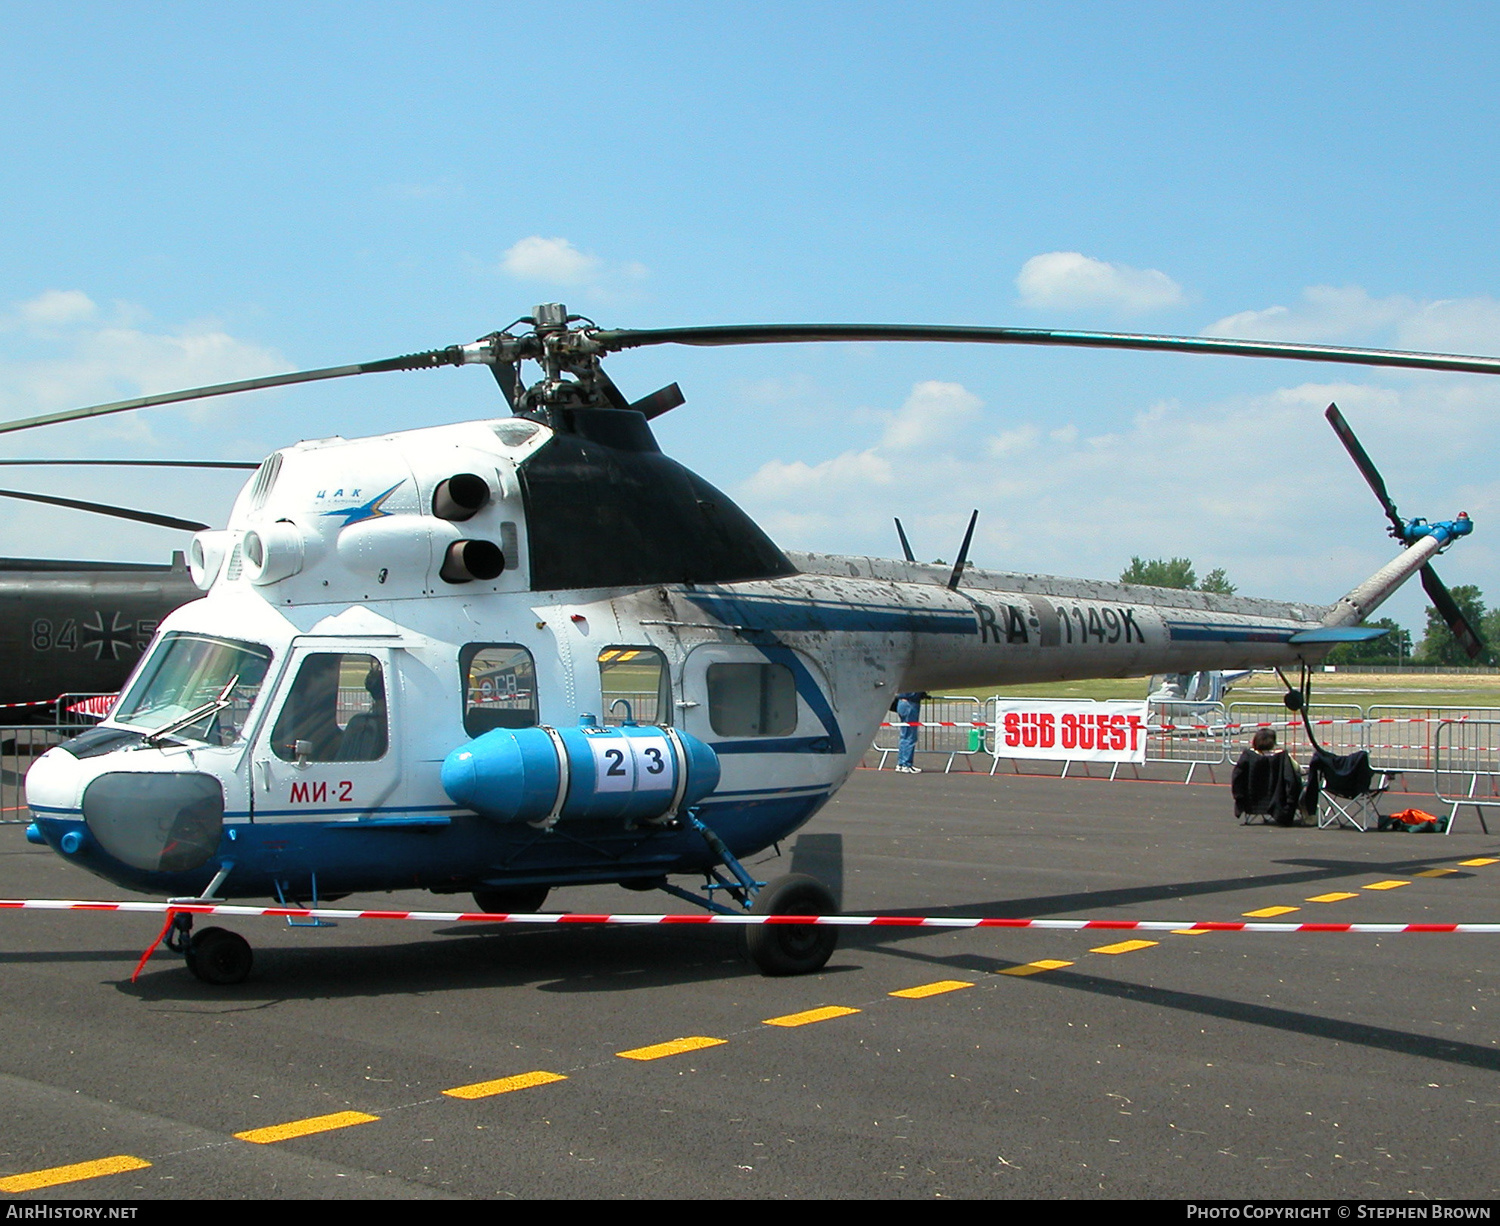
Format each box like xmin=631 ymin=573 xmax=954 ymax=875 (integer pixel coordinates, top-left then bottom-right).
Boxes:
xmin=1325 ymin=403 xmax=1405 ymax=539
xmin=1420 ymin=564 xmax=1487 ymax=660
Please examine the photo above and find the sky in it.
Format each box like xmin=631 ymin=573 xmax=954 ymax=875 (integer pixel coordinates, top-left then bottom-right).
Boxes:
xmin=2 ymin=2 xmax=1498 ymax=638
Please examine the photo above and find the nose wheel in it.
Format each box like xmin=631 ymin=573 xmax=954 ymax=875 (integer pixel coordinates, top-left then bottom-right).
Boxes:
xmin=184 ymin=925 xmax=254 ymax=985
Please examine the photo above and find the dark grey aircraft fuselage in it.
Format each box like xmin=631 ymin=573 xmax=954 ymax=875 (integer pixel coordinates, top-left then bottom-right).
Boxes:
xmin=0 ymin=555 xmax=199 ymax=712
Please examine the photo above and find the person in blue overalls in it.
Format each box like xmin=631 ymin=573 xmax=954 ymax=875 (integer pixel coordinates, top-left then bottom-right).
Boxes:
xmin=895 ymin=691 xmax=927 ymax=773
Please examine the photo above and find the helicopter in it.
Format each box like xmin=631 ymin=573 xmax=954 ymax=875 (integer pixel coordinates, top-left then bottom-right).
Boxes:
xmin=15 ymin=304 xmax=1491 ymax=985
xmin=0 ymin=459 xmax=257 ymax=714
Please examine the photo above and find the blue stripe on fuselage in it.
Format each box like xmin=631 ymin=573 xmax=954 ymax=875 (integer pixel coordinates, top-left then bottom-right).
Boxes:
xmin=1165 ymin=621 xmax=1295 ymax=643
xmin=684 ymin=592 xmax=974 ymax=635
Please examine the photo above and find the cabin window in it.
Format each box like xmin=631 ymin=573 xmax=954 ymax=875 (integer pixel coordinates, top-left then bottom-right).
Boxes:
xmin=706 ymin=662 xmax=796 ymax=737
xmin=271 ymin=653 xmax=388 ymax=762
xmin=113 ymin=632 xmax=272 ymax=746
xmin=598 ymin=647 xmax=671 ymax=726
xmin=461 ymin=644 xmax=538 ymax=735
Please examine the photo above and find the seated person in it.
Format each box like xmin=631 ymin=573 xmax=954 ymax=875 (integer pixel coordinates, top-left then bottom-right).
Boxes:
xmin=1231 ymin=728 xmax=1303 ymax=826
xmin=336 ymin=665 xmax=388 ymax=761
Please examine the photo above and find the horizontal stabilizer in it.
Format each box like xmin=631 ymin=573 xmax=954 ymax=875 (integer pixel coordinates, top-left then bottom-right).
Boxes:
xmin=1288 ymin=626 xmax=1391 ymax=644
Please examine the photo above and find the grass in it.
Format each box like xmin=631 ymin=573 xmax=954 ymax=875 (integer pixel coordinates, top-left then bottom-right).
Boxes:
xmin=978 ymin=670 xmax=1500 ymax=712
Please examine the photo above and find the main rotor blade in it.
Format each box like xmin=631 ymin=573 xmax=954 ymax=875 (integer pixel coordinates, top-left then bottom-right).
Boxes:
xmin=1421 ymin=564 xmax=1487 ymax=660
xmin=0 ymin=346 xmax=472 ymax=438
xmin=594 ymin=323 xmax=1500 ymax=377
xmin=1323 ymin=403 xmax=1405 ymax=538
xmin=0 ymin=488 xmax=210 ymax=532
xmin=0 ymin=459 xmax=259 ymax=469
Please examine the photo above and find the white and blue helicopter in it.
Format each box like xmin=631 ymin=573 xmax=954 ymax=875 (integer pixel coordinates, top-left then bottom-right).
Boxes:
xmin=13 ymin=306 xmax=1490 ymax=983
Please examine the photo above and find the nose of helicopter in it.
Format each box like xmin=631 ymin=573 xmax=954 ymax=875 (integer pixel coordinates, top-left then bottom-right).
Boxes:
xmin=25 ymin=743 xmax=225 ymax=880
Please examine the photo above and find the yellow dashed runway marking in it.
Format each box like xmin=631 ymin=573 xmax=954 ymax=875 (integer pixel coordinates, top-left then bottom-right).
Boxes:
xmin=1459 ymin=857 xmax=1498 ymax=867
xmin=1415 ymin=868 xmax=1458 ymax=878
xmin=890 ymin=980 xmax=973 ymax=999
xmin=444 ymin=1070 xmax=568 ymax=1099
xmin=1000 ymin=959 xmax=1074 ymax=976
xmin=234 ymin=1111 xmax=379 ymax=1144
xmin=617 ymin=1036 xmax=727 ymax=1061
xmin=764 ymin=1005 xmax=861 ymax=1027
xmin=0 ymin=1154 xmax=151 ymax=1193
xmin=1363 ymin=880 xmax=1409 ymax=891
xmin=1243 ymin=905 xmax=1300 ymax=918
xmin=1090 ymin=939 xmax=1158 ymax=955
xmin=1307 ymin=892 xmax=1359 ymax=903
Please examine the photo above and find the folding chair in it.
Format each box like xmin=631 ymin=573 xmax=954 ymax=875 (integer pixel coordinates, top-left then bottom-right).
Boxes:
xmin=1307 ymin=748 xmax=1401 ymax=832
xmin=1231 ymin=749 xmax=1303 ymax=826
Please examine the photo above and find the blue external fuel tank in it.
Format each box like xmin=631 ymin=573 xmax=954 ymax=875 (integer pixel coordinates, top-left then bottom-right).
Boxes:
xmin=441 ymin=715 xmax=720 ymax=826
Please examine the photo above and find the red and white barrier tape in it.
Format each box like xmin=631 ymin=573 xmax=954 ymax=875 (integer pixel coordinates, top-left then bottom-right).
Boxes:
xmin=3 ymin=898 xmax=1496 ymax=934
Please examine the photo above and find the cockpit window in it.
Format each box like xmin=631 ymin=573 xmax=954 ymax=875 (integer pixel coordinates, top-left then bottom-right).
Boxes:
xmin=113 ymin=633 xmax=273 ymax=745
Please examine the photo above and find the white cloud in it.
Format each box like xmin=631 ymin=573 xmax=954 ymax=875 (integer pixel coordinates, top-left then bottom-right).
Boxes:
xmin=880 ymin=381 xmax=983 ymax=451
xmin=986 ymin=425 xmax=1039 ymax=458
xmin=501 ymin=236 xmax=602 ymax=286
xmin=1395 ymin=298 xmax=1500 ymax=355
xmin=733 ymin=372 xmax=1500 ymax=626
xmin=1204 ymin=285 xmax=1412 ymax=343
xmin=0 ymin=297 xmax=288 ymax=441
xmin=741 ymin=449 xmax=892 ymax=501
xmin=499 ymin=236 xmax=650 ymax=303
xmin=1205 ymin=285 xmax=1500 ymax=355
xmin=16 ymin=289 xmax=97 ymax=327
xmin=1016 ymin=251 xmax=1186 ymax=314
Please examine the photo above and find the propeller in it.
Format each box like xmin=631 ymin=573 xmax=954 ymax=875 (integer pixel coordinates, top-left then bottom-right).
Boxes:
xmin=1324 ymin=403 xmax=1485 ymax=660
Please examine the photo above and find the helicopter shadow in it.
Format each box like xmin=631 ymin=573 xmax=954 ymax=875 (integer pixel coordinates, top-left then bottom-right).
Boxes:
xmin=867 ymin=940 xmax=1500 ymax=1076
xmin=115 ymin=920 xmax=803 ymax=1004
xmin=836 ymin=848 xmax=1489 ymax=945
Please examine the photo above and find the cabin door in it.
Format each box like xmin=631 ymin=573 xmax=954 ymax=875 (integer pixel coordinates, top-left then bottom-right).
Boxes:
xmin=248 ymin=642 xmax=402 ymax=822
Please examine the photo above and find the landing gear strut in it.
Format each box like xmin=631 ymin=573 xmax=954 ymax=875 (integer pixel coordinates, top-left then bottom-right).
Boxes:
xmin=662 ymin=812 xmax=838 ymax=976
xmin=167 ymin=912 xmax=253 ymax=985
xmin=742 ymin=874 xmax=838 ymax=977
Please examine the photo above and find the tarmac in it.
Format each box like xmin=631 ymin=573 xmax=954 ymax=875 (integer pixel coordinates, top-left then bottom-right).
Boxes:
xmin=0 ymin=765 xmax=1496 ymax=1200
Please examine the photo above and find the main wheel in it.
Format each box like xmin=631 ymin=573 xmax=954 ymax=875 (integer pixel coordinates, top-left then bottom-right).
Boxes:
xmin=471 ymin=884 xmax=551 ymax=914
xmin=185 ymin=927 xmax=253 ymax=985
xmin=743 ymin=873 xmax=838 ymax=977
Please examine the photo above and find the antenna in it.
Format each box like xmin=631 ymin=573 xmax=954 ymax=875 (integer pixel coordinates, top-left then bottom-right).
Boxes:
xmin=894 ymin=517 xmax=915 ymax=562
xmin=946 ymin=510 xmax=978 ymax=590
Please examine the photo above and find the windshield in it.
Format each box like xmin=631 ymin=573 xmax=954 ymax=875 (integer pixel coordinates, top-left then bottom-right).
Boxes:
xmin=114 ymin=633 xmax=273 ymax=745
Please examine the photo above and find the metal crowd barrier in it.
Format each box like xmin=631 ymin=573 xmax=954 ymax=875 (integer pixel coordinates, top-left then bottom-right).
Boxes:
xmin=1147 ymin=699 xmax=1229 ymax=768
xmin=1225 ymin=702 xmax=1367 ymax=758
xmin=53 ymin=693 xmax=115 ymax=726
xmin=976 ymin=697 xmax=1500 ymax=807
xmin=874 ymin=696 xmax=986 ymax=772
xmin=0 ymin=725 xmax=71 ymax=824
xmin=1364 ymin=705 xmax=1500 ymax=772
xmin=1432 ymin=718 xmax=1500 ymax=834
